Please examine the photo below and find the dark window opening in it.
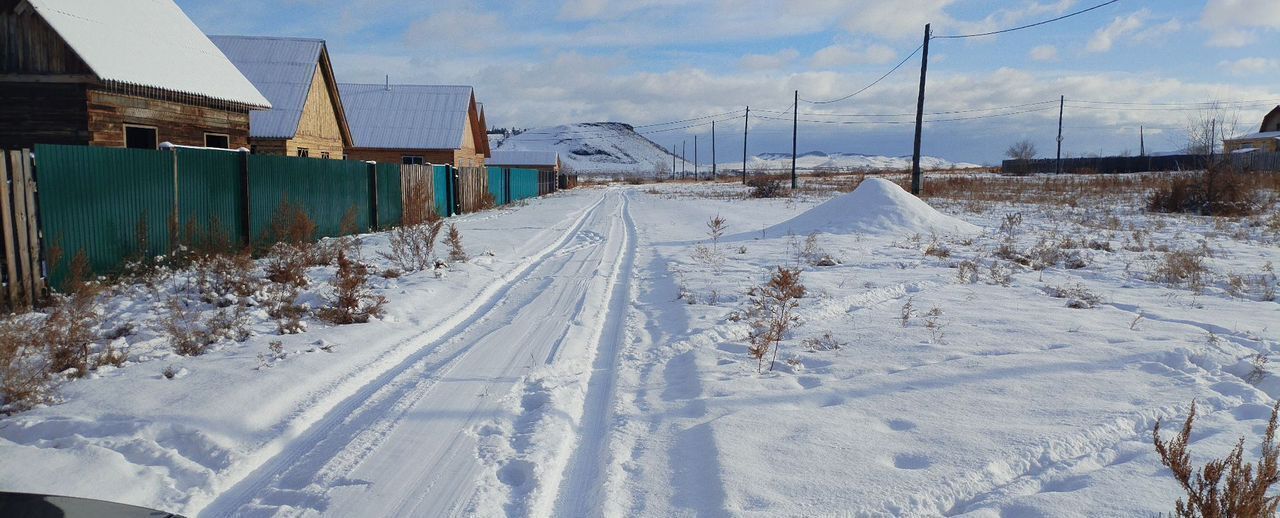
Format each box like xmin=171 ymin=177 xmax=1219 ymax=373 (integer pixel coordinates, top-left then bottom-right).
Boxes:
xmin=321 ymin=151 xmax=331 ymax=159
xmin=204 ymin=133 xmax=230 ymax=149
xmin=124 ymin=126 xmax=157 ymax=150
xmin=297 ymin=148 xmax=310 ymax=158
xmin=402 ymin=156 xmax=424 ymax=165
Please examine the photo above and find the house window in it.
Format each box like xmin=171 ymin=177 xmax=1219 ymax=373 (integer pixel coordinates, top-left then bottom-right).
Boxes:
xmin=402 ymin=156 xmax=424 ymax=165
xmin=204 ymin=133 xmax=230 ymax=149
xmin=320 ymin=151 xmax=331 ymax=159
xmin=296 ymin=147 xmax=310 ymax=158
xmin=123 ymin=125 xmax=158 ymax=150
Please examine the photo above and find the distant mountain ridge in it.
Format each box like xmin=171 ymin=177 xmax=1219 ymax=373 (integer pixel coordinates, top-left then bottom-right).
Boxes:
xmin=493 ymin=123 xmax=981 ymax=176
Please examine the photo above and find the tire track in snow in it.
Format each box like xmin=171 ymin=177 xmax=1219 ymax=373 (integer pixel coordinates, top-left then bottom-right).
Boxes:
xmin=197 ymin=193 xmax=612 ymax=517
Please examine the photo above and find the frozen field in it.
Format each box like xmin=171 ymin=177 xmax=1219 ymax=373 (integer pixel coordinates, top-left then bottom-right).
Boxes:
xmin=0 ymin=174 xmax=1278 ymax=517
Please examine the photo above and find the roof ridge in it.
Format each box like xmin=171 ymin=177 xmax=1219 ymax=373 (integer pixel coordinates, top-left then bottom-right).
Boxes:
xmin=209 ymin=34 xmax=326 ymax=43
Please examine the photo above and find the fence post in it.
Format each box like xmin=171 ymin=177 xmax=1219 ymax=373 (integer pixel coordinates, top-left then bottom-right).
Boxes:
xmin=238 ymin=150 xmax=252 ymax=247
xmin=367 ymin=161 xmax=379 ymax=231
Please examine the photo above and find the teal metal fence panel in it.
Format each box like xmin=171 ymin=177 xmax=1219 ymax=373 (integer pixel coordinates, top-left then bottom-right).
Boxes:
xmin=248 ymin=155 xmax=370 ymax=242
xmin=35 ymin=144 xmax=174 ymax=282
xmin=175 ymin=148 xmax=245 ymax=247
xmin=432 ymin=165 xmax=451 ymax=217
xmin=486 ymin=167 xmax=508 ymax=206
xmin=510 ymin=168 xmax=540 ymax=202
xmin=375 ymin=162 xmax=402 ymax=229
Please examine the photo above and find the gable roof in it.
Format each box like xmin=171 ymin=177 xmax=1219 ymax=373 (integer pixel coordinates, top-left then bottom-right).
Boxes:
xmin=488 ymin=150 xmax=559 ymax=167
xmin=338 ymin=84 xmax=474 ymax=150
xmin=1226 ymin=131 xmax=1280 ymax=141
xmin=1262 ymin=106 xmax=1280 ymax=133
xmin=24 ymin=0 xmax=270 ymax=109
xmin=210 ymin=36 xmax=350 ymax=143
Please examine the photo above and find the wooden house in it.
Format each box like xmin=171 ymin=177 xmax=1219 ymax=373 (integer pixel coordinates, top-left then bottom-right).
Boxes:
xmin=339 ymin=84 xmax=491 ymax=167
xmin=0 ymin=0 xmax=270 ymax=150
xmin=1224 ymin=106 xmax=1280 ymax=154
xmin=210 ymin=36 xmax=352 ymax=159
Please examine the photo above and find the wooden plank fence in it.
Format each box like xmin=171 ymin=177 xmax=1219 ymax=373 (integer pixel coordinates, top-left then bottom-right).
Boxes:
xmin=457 ymin=166 xmax=491 ymax=213
xmin=1 ymin=150 xmax=45 ymax=309
xmin=400 ymin=164 xmax=437 ymax=224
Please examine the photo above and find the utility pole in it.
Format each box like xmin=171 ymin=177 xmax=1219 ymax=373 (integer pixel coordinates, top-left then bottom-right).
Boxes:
xmin=712 ymin=120 xmax=717 ymax=180
xmin=682 ymin=140 xmax=687 ymax=178
xmin=791 ymin=89 xmax=798 ymax=189
xmin=910 ymin=23 xmax=931 ymax=195
xmin=671 ymin=144 xmax=676 ymax=181
xmin=742 ymin=106 xmax=749 ymax=184
xmin=694 ymin=135 xmax=699 ymax=181
xmin=1056 ymin=95 xmax=1064 ymax=175
xmin=1140 ymin=126 xmax=1146 ymax=157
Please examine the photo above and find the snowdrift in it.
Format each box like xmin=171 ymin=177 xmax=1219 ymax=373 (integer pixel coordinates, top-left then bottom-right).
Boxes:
xmin=762 ymin=178 xmax=980 ymax=237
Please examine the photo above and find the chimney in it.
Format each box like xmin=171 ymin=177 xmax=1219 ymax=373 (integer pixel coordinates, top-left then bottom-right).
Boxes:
xmin=385 ymin=75 xmax=390 ymax=91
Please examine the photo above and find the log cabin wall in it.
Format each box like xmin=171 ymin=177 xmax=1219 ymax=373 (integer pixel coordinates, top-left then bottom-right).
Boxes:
xmin=86 ymin=90 xmax=251 ymax=149
xmin=345 ymin=148 xmax=457 ymax=165
xmin=0 ymin=82 xmax=89 ymax=148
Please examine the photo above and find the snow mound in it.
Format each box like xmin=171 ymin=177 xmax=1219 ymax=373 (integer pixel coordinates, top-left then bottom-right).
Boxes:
xmin=763 ymin=178 xmax=980 ymax=237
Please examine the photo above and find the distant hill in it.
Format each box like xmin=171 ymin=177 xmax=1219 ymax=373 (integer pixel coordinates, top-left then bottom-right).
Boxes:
xmin=493 ymin=123 xmax=982 ymax=177
xmin=493 ymin=122 xmax=690 ymax=175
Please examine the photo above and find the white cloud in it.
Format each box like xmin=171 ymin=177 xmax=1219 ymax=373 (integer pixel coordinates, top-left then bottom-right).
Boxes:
xmin=810 ymin=44 xmax=896 ymax=68
xmin=1029 ymin=45 xmax=1058 ymax=62
xmin=1087 ymin=9 xmax=1148 ymax=53
xmin=1201 ymin=0 xmax=1280 ymax=47
xmin=1218 ymin=57 xmax=1279 ymax=76
xmin=404 ymin=7 xmax=504 ymax=52
xmin=740 ymin=49 xmax=801 ymax=71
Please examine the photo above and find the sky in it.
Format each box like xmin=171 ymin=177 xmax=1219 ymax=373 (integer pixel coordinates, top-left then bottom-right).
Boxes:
xmin=180 ymin=0 xmax=1280 ymax=165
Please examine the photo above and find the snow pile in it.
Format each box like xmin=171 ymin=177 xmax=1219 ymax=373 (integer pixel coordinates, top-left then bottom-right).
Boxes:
xmin=763 ymin=178 xmax=980 ymax=237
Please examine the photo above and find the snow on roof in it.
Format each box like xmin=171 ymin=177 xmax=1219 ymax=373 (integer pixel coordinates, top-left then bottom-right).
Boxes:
xmin=210 ymin=36 xmax=325 ymax=139
xmin=488 ymin=150 xmax=559 ymax=167
xmin=1225 ymin=131 xmax=1280 ymax=141
xmin=27 ymin=0 xmax=270 ymax=109
xmin=338 ymin=84 xmax=473 ymax=150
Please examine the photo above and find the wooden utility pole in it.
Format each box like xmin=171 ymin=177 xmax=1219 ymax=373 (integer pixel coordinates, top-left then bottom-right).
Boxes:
xmin=681 ymin=140 xmax=686 ymax=178
xmin=1140 ymin=126 xmax=1145 ymax=156
xmin=910 ymin=24 xmax=931 ymax=195
xmin=742 ymin=106 xmax=749 ymax=184
xmin=711 ymin=120 xmax=717 ymax=180
xmin=1056 ymin=95 xmax=1064 ymax=175
xmin=671 ymin=144 xmax=676 ymax=180
xmin=694 ymin=135 xmax=699 ymax=181
xmin=791 ymin=89 xmax=798 ymax=189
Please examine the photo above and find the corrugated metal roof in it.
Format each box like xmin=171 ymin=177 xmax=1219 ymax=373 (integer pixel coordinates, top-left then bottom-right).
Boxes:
xmin=488 ymin=150 xmax=559 ymax=167
xmin=210 ymin=36 xmax=323 ymax=139
xmin=27 ymin=0 xmax=270 ymax=108
xmin=1228 ymin=131 xmax=1280 ymax=140
xmin=338 ymin=84 xmax=472 ymax=150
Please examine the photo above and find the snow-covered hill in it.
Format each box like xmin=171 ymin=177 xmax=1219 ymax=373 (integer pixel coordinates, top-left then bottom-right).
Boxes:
xmin=493 ymin=123 xmax=982 ymax=177
xmin=493 ymin=122 xmax=691 ymax=175
xmin=739 ymin=151 xmax=982 ymax=172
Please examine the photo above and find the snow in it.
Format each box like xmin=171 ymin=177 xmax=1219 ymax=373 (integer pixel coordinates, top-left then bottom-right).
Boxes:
xmin=1 ymin=174 xmax=1278 ymax=517
xmin=734 ymin=151 xmax=983 ymax=172
xmin=28 ymin=0 xmax=270 ymax=109
xmin=495 ymin=123 xmax=691 ymax=176
xmin=760 ymin=177 xmax=981 ymax=238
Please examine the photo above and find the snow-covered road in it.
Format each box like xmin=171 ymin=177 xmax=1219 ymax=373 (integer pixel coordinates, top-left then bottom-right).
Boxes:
xmin=202 ymin=190 xmax=634 ymax=516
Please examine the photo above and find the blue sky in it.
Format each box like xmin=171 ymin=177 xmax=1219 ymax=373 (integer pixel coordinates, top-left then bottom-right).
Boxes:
xmin=180 ymin=0 xmax=1280 ymax=164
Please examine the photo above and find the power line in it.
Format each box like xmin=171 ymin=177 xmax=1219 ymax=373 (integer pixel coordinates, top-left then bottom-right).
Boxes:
xmin=754 ymin=104 xmax=1057 ymax=125
xmin=759 ymin=100 xmax=1059 ymax=118
xmin=932 ymin=0 xmax=1121 ymax=39
xmin=1066 ymin=97 xmax=1280 ymax=107
xmin=798 ymin=44 xmax=924 ymax=105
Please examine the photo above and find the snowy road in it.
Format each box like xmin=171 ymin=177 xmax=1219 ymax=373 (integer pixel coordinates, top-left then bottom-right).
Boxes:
xmin=201 ymin=190 xmax=633 ymax=517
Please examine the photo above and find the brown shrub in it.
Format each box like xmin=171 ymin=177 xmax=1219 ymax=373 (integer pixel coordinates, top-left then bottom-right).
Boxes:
xmin=1154 ymin=249 xmax=1209 ymax=292
xmin=193 ymin=252 xmax=260 ymax=306
xmin=1154 ymin=400 xmax=1280 ymax=517
xmin=43 ymin=291 xmax=99 ymax=377
xmin=445 ymin=224 xmax=467 ymax=262
xmin=265 ymin=199 xmax=317 ymax=246
xmin=264 ymin=242 xmax=310 ymax=288
xmin=0 ymin=316 xmax=51 ymax=413
xmin=317 ymin=249 xmax=386 ymax=325
xmin=1148 ymin=167 xmax=1271 ymax=217
xmin=382 ymin=211 xmax=444 ymax=272
xmin=747 ymin=266 xmax=805 ymax=372
xmin=747 ymin=176 xmax=786 ymax=199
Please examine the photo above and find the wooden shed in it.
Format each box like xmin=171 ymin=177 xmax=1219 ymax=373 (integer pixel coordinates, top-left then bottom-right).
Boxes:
xmin=0 ymin=0 xmax=271 ymax=150
xmin=1224 ymin=105 xmax=1280 ymax=154
xmin=339 ymin=84 xmax=491 ymax=167
xmin=210 ymin=36 xmax=353 ymax=159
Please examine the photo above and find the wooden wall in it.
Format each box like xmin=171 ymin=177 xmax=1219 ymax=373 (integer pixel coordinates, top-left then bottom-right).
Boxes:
xmin=346 ymin=148 xmax=457 ymax=165
xmin=87 ymin=90 xmax=251 ymax=149
xmin=0 ymin=82 xmax=89 ymax=148
xmin=1 ymin=2 xmax=93 ymax=75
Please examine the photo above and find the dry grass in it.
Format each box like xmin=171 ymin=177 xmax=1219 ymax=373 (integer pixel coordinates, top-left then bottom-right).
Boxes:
xmin=445 ymin=224 xmax=467 ymax=262
xmin=1154 ymin=400 xmax=1280 ymax=517
xmin=382 ymin=211 xmax=444 ymax=272
xmin=1153 ymin=249 xmax=1210 ymax=292
xmin=0 ymin=316 xmax=51 ymax=413
xmin=1148 ymin=166 xmax=1275 ymax=217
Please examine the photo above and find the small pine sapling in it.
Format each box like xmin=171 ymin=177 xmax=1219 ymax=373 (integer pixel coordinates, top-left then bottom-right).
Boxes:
xmin=318 ymin=249 xmax=387 ymax=325
xmin=445 ymin=224 xmax=467 ymax=262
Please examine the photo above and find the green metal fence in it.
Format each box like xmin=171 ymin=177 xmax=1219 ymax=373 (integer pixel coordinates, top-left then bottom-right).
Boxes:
xmin=30 ymin=144 xmax=552 ymax=288
xmin=510 ymin=168 xmax=540 ymax=202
